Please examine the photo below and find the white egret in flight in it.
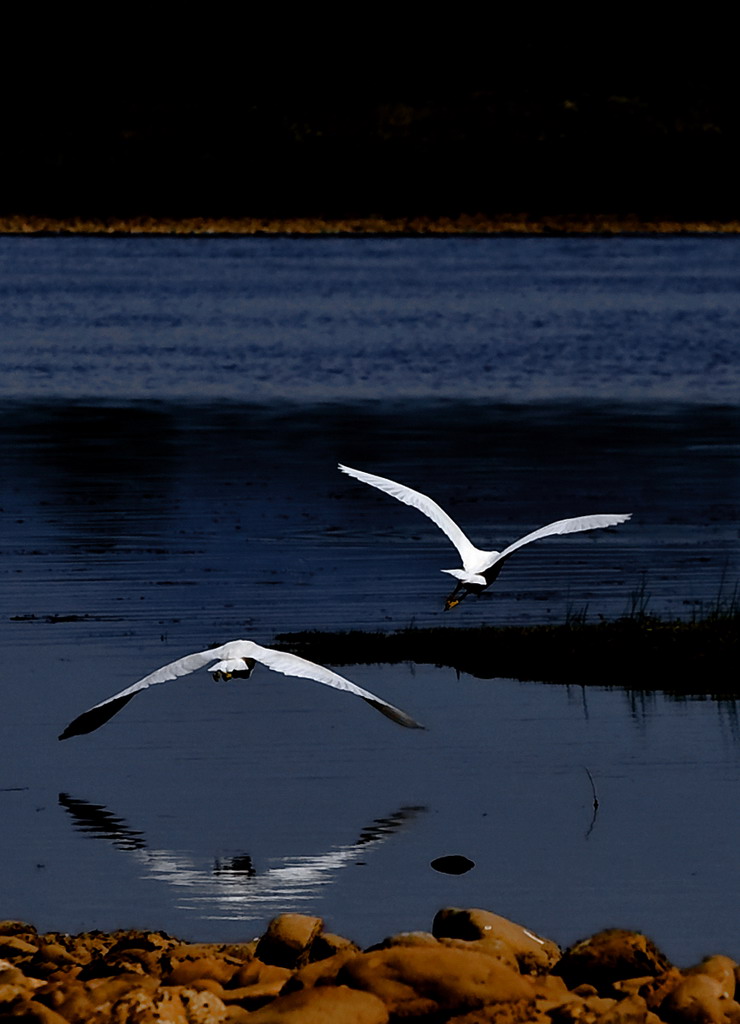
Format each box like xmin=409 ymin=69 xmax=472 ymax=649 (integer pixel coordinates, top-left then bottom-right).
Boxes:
xmin=339 ymin=464 xmax=631 ymax=609
xmin=59 ymin=640 xmax=423 ymax=739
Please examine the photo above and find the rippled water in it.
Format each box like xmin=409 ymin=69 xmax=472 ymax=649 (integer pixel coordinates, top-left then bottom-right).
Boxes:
xmin=1 ymin=235 xmax=738 ymax=402
xmin=0 ymin=236 xmax=738 ymax=964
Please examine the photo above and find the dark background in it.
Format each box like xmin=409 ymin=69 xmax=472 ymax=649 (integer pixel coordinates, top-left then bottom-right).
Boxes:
xmin=3 ymin=38 xmax=738 ymax=221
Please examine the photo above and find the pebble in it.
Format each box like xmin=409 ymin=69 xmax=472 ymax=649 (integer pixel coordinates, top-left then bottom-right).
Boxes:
xmin=0 ymin=910 xmax=735 ymax=1022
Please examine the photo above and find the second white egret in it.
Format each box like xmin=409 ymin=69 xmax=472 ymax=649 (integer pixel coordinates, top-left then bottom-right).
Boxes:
xmin=339 ymin=464 xmax=631 ymax=609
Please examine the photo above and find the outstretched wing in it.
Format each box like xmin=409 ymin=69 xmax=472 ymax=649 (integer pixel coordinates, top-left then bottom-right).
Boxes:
xmin=248 ymin=642 xmax=424 ymax=729
xmin=58 ymin=641 xmax=253 ymax=740
xmin=493 ymin=513 xmax=632 ymax=565
xmin=59 ymin=639 xmax=423 ymax=739
xmin=339 ymin=464 xmax=481 ymax=568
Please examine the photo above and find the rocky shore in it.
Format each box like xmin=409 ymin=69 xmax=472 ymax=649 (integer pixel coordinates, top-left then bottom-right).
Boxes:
xmin=1 ymin=908 xmax=737 ymax=1023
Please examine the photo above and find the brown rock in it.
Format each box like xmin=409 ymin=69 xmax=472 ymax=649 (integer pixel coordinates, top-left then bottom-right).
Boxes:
xmin=687 ymin=957 xmax=738 ymax=999
xmin=547 ymin=992 xmax=618 ymax=1022
xmin=222 ymin=961 xmax=294 ymax=1007
xmin=600 ymin=993 xmax=665 ymax=1023
xmin=553 ymin=929 xmax=672 ymax=992
xmin=308 ymin=931 xmax=359 ymax=962
xmin=338 ymin=944 xmax=535 ymax=1016
xmin=230 ymin=959 xmax=292 ymax=991
xmin=0 ymin=982 xmax=27 ymax=1007
xmin=631 ymin=969 xmax=686 ymax=1010
xmin=283 ymin=949 xmax=362 ymax=993
xmin=91 ymin=986 xmax=193 ymax=1023
xmin=44 ymin=971 xmax=159 ymax=1021
xmin=255 ymin=914 xmax=324 ymax=968
xmin=0 ymin=934 xmax=39 ymax=958
xmin=0 ymin=966 xmax=31 ymax=987
xmin=224 ymin=1007 xmax=253 ymax=1024
xmin=446 ymin=1005 xmax=550 ymax=1023
xmin=660 ymin=973 xmax=740 ymax=1024
xmin=241 ymin=984 xmax=389 ymax=1023
xmin=433 ymin=908 xmax=560 ymax=973
xmin=7 ymin=998 xmax=71 ymax=1024
xmin=440 ymin=937 xmax=521 ymax=971
xmin=367 ymin=931 xmax=441 ymax=950
xmin=0 ymin=922 xmax=38 ymax=939
xmin=178 ymin=986 xmax=230 ymax=1023
xmin=165 ymin=955 xmax=238 ymax=986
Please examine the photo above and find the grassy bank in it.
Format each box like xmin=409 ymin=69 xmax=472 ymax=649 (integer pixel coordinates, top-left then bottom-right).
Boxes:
xmin=4 ymin=214 xmax=740 ymax=236
xmin=275 ymin=611 xmax=739 ymax=698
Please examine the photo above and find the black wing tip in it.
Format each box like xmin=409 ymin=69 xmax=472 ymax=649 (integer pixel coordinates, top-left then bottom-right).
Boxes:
xmin=58 ymin=693 xmax=137 ymax=740
xmin=363 ymin=698 xmax=425 ymax=730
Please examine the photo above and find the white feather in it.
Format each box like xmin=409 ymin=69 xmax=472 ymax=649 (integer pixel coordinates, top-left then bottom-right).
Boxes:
xmin=340 ymin=463 xmax=631 ymax=598
xmin=59 ymin=639 xmax=423 ymax=738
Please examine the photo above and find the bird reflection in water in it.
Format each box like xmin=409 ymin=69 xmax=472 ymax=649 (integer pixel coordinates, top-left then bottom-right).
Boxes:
xmin=59 ymin=793 xmax=425 ymax=921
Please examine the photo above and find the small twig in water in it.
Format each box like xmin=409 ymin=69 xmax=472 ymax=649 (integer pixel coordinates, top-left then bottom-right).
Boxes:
xmin=583 ymin=765 xmax=600 ymax=840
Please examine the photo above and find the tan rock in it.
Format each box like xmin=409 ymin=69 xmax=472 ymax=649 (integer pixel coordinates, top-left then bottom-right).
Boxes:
xmin=0 ymin=922 xmax=38 ymax=942
xmin=546 ymin=992 xmax=618 ymax=1022
xmin=432 ymin=907 xmax=560 ymax=973
xmin=283 ymin=949 xmax=362 ymax=992
xmin=0 ymin=965 xmax=31 ymax=987
xmin=308 ymin=931 xmax=359 ymax=961
xmin=107 ymin=929 xmax=174 ymax=953
xmin=221 ymin=961 xmax=293 ymax=1006
xmin=242 ymin=984 xmax=389 ymax=1023
xmin=630 ymin=968 xmax=686 ymax=1010
xmin=338 ymin=944 xmax=534 ymax=1016
xmin=255 ymin=914 xmax=324 ymax=968
xmin=46 ymin=972 xmax=160 ymax=1021
xmin=9 ymin=998 xmax=71 ymax=1024
xmin=660 ymin=973 xmax=740 ymax=1024
xmin=89 ymin=986 xmax=194 ymax=1023
xmin=229 ymin=959 xmax=292 ymax=992
xmin=601 ymin=993 xmax=665 ymax=1023
xmin=446 ymin=1004 xmax=550 ymax=1023
xmin=0 ymin=934 xmax=39 ymax=958
xmin=440 ymin=936 xmax=520 ymax=971
xmin=553 ymin=929 xmax=672 ymax=992
xmin=179 ymin=986 xmax=230 ymax=1023
xmin=166 ymin=955 xmax=238 ymax=986
xmin=687 ymin=956 xmax=738 ymax=999
xmin=224 ymin=1007 xmax=253 ymax=1024
xmin=0 ymin=981 xmax=26 ymax=1006
xmin=366 ymin=930 xmax=440 ymax=950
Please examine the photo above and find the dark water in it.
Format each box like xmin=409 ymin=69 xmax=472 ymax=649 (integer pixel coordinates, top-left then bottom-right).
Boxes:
xmin=1 ymin=237 xmax=738 ymax=963
xmin=0 ymin=235 xmax=738 ymax=403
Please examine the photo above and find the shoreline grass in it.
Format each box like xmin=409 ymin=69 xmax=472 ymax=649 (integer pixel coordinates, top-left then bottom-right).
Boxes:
xmin=274 ymin=610 xmax=739 ymax=697
xmin=5 ymin=214 xmax=740 ymax=236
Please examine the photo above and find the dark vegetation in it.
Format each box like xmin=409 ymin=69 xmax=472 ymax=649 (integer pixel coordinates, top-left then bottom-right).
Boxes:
xmin=3 ymin=75 xmax=740 ymax=224
xmin=275 ymin=610 xmax=740 ymax=698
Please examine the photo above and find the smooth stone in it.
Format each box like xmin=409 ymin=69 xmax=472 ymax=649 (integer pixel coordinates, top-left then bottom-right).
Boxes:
xmin=553 ymin=929 xmax=673 ymax=991
xmin=433 ymin=907 xmax=560 ymax=973
xmin=242 ymin=983 xmax=389 ymax=1023
xmin=255 ymin=914 xmax=324 ymax=969
xmin=687 ymin=956 xmax=738 ymax=999
xmin=338 ymin=944 xmax=534 ymax=1016
xmin=660 ymin=973 xmax=740 ymax=1024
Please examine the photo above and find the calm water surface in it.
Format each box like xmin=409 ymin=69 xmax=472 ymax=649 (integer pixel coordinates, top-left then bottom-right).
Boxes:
xmin=0 ymin=236 xmax=737 ymax=963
